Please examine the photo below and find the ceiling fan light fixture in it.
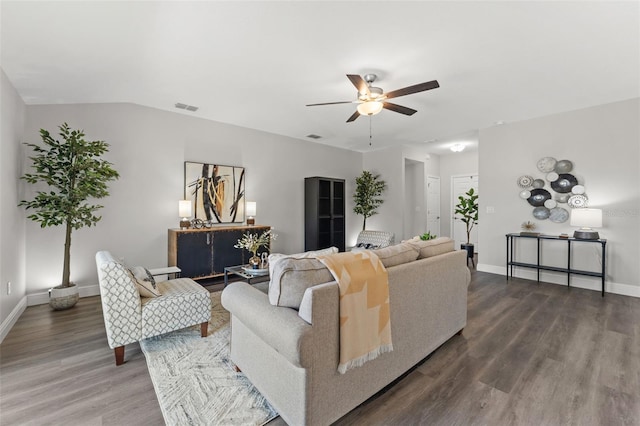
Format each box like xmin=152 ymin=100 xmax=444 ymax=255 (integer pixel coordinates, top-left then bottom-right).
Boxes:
xmin=357 ymin=101 xmax=384 ymax=116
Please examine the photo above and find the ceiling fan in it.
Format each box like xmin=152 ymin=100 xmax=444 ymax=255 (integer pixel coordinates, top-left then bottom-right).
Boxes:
xmin=306 ymin=74 xmax=439 ymax=123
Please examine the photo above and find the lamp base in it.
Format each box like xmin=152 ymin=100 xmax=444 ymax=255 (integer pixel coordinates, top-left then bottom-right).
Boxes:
xmin=573 ymin=229 xmax=599 ymax=240
xmin=179 ymin=219 xmax=191 ymax=229
xmin=247 ymin=217 xmax=255 ymax=225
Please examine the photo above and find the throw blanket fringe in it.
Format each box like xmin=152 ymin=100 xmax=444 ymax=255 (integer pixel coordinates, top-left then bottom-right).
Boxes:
xmin=318 ymin=250 xmax=393 ymax=374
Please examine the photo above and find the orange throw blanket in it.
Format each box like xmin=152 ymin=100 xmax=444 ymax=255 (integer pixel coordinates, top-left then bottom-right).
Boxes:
xmin=318 ymin=250 xmax=393 ymax=374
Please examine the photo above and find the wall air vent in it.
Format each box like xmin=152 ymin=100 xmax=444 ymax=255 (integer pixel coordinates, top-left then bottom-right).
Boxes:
xmin=175 ymin=103 xmax=199 ymax=112
xmin=306 ymin=134 xmax=322 ymax=139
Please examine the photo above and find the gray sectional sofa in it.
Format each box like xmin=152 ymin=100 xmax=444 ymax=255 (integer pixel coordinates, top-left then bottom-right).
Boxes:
xmin=221 ymin=238 xmax=470 ymax=426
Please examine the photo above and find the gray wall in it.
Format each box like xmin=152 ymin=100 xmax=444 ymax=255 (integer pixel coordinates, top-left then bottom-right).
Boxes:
xmin=21 ymin=103 xmax=362 ymax=302
xmin=478 ymin=98 xmax=640 ymax=296
xmin=0 ymin=69 xmax=27 ymax=334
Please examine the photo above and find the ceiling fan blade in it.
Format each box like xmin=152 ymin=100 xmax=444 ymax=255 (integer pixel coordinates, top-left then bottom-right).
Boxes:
xmin=346 ymin=74 xmax=370 ymax=96
xmin=384 ymin=80 xmax=439 ymax=100
xmin=346 ymin=110 xmax=360 ymax=122
xmin=306 ymin=101 xmax=355 ymax=106
xmin=383 ymin=102 xmax=417 ymax=116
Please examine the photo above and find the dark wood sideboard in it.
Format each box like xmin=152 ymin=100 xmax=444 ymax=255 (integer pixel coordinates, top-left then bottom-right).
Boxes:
xmin=168 ymin=225 xmax=270 ymax=280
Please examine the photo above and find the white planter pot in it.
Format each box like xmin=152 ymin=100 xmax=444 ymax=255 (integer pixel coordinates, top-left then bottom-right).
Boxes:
xmin=49 ymin=283 xmax=79 ymax=310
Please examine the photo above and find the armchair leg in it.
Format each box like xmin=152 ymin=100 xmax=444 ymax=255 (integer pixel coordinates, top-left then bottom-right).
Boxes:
xmin=456 ymin=328 xmax=464 ymax=336
xmin=114 ymin=346 xmax=125 ymax=366
xmin=201 ymin=321 xmax=208 ymax=337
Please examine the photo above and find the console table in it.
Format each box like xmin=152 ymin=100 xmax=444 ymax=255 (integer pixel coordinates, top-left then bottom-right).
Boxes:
xmin=505 ymin=233 xmax=607 ymax=297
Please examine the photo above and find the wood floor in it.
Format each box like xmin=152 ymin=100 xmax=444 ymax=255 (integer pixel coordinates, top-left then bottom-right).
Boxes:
xmin=2 ymin=271 xmax=639 ymax=425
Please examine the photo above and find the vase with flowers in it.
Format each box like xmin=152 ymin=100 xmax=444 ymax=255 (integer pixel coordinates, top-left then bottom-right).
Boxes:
xmin=234 ymin=229 xmax=277 ymax=268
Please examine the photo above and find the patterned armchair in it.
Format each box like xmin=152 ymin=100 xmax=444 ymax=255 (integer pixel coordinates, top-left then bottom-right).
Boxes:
xmin=96 ymin=251 xmax=211 ymax=365
xmin=353 ymin=230 xmax=395 ymax=250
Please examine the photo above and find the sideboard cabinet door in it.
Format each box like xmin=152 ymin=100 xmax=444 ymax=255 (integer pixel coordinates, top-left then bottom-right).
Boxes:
xmin=168 ymin=225 xmax=271 ymax=280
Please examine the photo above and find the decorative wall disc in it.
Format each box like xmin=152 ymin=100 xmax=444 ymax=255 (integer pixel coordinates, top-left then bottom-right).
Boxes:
xmin=517 ymin=156 xmax=588 ymax=222
xmin=572 ymin=184 xmax=585 ymax=195
xmin=554 ymin=159 xmax=573 ymax=173
xmin=517 ymin=175 xmax=534 ymax=188
xmin=532 ymin=179 xmax=545 ymax=188
xmin=537 ymin=157 xmax=557 ymax=173
xmin=549 ymin=207 xmax=569 ymax=223
xmin=568 ymin=194 xmax=588 ymax=208
xmin=527 ymin=188 xmax=551 ymax=207
xmin=532 ymin=206 xmax=550 ymax=220
xmin=550 ymin=173 xmax=577 ymax=193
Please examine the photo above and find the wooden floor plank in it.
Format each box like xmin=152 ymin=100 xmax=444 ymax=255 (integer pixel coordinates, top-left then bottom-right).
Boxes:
xmin=2 ymin=270 xmax=640 ymax=425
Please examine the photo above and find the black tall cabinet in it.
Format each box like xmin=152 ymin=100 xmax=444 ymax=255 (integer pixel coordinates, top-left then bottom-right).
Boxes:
xmin=305 ymin=177 xmax=345 ymax=252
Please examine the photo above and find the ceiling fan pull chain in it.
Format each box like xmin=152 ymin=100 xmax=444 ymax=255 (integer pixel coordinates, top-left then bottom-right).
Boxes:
xmin=369 ymin=115 xmax=373 ymax=146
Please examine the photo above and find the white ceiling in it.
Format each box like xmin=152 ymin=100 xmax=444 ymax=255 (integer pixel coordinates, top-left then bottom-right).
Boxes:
xmin=1 ymin=1 xmax=638 ymax=154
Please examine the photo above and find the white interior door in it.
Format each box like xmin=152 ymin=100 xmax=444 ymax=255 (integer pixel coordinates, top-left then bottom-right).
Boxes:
xmin=426 ymin=176 xmax=441 ymax=237
xmin=452 ymin=175 xmax=479 ymax=251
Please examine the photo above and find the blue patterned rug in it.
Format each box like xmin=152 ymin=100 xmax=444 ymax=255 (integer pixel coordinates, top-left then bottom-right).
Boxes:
xmin=140 ymin=292 xmax=278 ymax=425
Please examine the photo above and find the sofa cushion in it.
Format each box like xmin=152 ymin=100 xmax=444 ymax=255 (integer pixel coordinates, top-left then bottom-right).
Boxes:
xmin=406 ymin=237 xmax=455 ymax=259
xmin=371 ymin=242 xmax=419 ymax=268
xmin=269 ymin=257 xmax=334 ymax=308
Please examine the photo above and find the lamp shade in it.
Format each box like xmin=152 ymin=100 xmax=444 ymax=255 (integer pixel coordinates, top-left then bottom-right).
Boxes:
xmin=246 ymin=201 xmax=257 ymax=217
xmin=357 ymin=101 xmax=384 ymax=116
xmin=570 ymin=208 xmax=602 ymax=228
xmin=179 ymin=200 xmax=192 ymax=218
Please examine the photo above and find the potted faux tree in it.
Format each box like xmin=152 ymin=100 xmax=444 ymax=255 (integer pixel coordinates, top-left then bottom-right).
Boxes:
xmin=19 ymin=123 xmax=119 ymax=310
xmin=454 ymin=188 xmax=479 ymax=261
xmin=353 ymin=170 xmax=387 ymax=231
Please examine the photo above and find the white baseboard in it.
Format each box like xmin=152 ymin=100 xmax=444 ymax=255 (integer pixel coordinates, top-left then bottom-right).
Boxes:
xmin=477 ymin=263 xmax=640 ymax=298
xmin=27 ymin=283 xmax=101 ymax=306
xmin=0 ymin=296 xmax=27 ymax=344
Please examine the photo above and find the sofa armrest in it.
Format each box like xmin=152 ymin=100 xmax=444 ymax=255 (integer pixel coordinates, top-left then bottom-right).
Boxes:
xmin=221 ymin=282 xmax=314 ymax=368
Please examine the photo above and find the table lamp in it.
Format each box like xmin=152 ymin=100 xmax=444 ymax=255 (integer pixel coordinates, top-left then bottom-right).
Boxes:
xmin=570 ymin=208 xmax=602 ymax=239
xmin=246 ymin=201 xmax=256 ymax=225
xmin=179 ymin=200 xmax=192 ymax=229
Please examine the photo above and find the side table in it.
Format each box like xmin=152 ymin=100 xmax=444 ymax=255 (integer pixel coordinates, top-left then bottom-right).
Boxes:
xmin=224 ymin=265 xmax=270 ymax=287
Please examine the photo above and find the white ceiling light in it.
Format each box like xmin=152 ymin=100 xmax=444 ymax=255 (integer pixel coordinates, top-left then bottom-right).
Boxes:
xmin=357 ymin=101 xmax=384 ymax=116
xmin=450 ymin=143 xmax=465 ymax=152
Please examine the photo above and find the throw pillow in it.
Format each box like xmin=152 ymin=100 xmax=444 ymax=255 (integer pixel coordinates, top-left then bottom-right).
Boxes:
xmin=129 ymin=266 xmax=161 ymax=298
xmin=406 ymin=237 xmax=455 ymax=259
xmin=269 ymin=257 xmax=334 ymax=308
xmin=268 ymin=246 xmax=338 ymax=280
xmin=371 ymin=242 xmax=419 ymax=268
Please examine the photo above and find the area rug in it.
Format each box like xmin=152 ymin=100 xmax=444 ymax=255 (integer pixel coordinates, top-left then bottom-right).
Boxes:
xmin=140 ymin=292 xmax=278 ymax=426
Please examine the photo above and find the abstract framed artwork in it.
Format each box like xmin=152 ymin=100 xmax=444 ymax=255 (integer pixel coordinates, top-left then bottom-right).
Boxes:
xmin=184 ymin=162 xmax=245 ymax=223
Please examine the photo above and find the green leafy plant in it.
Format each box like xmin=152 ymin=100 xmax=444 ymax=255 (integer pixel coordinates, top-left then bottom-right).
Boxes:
xmin=19 ymin=123 xmax=119 ymax=288
xmin=353 ymin=170 xmax=387 ymax=231
xmin=419 ymin=232 xmax=437 ymax=241
xmin=455 ymin=188 xmax=479 ymax=245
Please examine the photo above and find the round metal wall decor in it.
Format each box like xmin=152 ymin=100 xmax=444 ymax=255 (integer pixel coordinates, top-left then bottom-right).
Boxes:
xmin=550 ymin=173 xmax=578 ymax=193
xmin=549 ymin=207 xmax=569 ymax=223
xmin=537 ymin=157 xmax=557 ymax=173
xmin=517 ymin=156 xmax=590 ymax=222
xmin=517 ymin=175 xmax=534 ymax=188
xmin=532 ymin=206 xmax=550 ymax=220
xmin=555 ymin=159 xmax=573 ymax=173
xmin=527 ymin=188 xmax=551 ymax=207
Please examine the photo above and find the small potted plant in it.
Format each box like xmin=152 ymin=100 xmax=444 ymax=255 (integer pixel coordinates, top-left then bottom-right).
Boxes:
xmin=19 ymin=123 xmax=119 ymax=310
xmin=234 ymin=229 xmax=277 ymax=269
xmin=454 ymin=188 xmax=478 ymax=261
xmin=419 ymin=231 xmax=437 ymax=240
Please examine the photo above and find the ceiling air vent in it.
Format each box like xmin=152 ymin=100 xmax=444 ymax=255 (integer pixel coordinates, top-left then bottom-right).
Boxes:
xmin=175 ymin=103 xmax=199 ymax=112
xmin=306 ymin=134 xmax=322 ymax=139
